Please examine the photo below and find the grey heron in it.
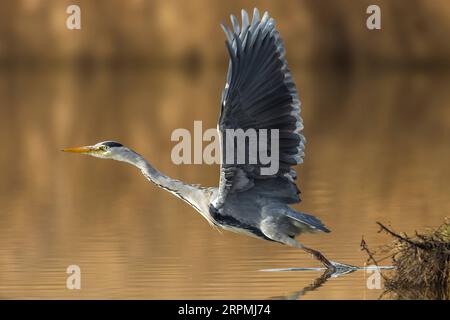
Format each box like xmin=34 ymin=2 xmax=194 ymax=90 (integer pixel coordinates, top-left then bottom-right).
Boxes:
xmin=63 ymin=9 xmax=353 ymax=273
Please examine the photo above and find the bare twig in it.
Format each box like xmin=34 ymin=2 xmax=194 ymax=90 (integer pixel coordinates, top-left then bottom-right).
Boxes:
xmin=360 ymin=237 xmax=379 ymax=266
xmin=376 ymin=222 xmax=430 ymax=250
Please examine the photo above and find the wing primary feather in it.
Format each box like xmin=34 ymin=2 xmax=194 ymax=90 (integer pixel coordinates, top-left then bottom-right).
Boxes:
xmin=261 ymin=11 xmax=270 ymax=27
xmin=221 ymin=23 xmax=234 ymax=44
xmin=251 ymin=8 xmax=260 ymax=28
xmin=230 ymin=14 xmax=240 ymax=35
xmin=241 ymin=9 xmax=250 ymax=31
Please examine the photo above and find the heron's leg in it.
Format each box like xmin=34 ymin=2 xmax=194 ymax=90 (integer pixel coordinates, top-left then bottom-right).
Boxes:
xmin=301 ymin=246 xmax=335 ymax=270
xmin=260 ymin=218 xmax=336 ymax=271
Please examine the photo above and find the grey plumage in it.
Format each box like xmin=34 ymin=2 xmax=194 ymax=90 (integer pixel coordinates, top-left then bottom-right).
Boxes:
xmin=216 ymin=9 xmax=306 ymax=211
xmin=212 ymin=9 xmax=331 ymax=244
xmin=63 ymin=9 xmax=348 ymax=272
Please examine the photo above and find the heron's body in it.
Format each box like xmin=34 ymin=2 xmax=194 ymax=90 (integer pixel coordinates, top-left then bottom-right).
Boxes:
xmin=118 ymin=151 xmax=326 ymax=241
xmin=210 ymin=183 xmax=329 ymax=240
xmin=63 ymin=9 xmax=350 ymax=272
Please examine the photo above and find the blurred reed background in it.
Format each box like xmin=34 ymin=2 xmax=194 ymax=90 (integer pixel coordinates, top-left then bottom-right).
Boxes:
xmin=0 ymin=0 xmax=449 ymax=68
xmin=0 ymin=0 xmax=449 ymax=299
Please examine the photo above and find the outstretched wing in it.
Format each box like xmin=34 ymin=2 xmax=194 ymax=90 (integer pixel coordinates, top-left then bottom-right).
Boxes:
xmin=214 ymin=9 xmax=305 ymax=208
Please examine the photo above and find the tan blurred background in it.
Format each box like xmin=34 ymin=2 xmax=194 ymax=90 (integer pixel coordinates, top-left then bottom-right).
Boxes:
xmin=1 ymin=0 xmax=450 ymax=68
xmin=0 ymin=0 xmax=449 ymax=299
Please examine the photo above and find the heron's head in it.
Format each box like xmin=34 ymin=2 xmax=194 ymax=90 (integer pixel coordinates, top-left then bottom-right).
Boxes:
xmin=62 ymin=141 xmax=133 ymax=161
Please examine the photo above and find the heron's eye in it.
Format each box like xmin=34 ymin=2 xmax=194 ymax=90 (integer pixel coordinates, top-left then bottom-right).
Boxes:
xmin=99 ymin=145 xmax=108 ymax=152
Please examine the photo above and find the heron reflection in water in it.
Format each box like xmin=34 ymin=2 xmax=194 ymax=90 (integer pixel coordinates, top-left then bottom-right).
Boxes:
xmin=63 ymin=8 xmax=355 ymax=274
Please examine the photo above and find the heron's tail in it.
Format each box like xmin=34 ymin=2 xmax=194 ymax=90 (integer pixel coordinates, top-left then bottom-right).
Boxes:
xmin=286 ymin=209 xmax=331 ymax=233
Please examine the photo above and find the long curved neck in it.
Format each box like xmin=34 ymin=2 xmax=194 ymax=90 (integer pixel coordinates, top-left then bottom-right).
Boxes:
xmin=117 ymin=149 xmax=213 ymax=223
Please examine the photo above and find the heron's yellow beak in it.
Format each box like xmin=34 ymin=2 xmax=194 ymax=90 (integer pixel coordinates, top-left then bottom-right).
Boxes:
xmin=61 ymin=146 xmax=94 ymax=153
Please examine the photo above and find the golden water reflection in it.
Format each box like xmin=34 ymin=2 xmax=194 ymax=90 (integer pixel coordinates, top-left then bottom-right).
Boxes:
xmin=0 ymin=67 xmax=449 ymax=299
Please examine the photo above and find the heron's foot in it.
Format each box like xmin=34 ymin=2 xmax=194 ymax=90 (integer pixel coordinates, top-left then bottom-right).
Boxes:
xmin=302 ymin=247 xmax=358 ymax=277
xmin=324 ymin=261 xmax=359 ymax=277
xmin=330 ymin=261 xmax=358 ymax=270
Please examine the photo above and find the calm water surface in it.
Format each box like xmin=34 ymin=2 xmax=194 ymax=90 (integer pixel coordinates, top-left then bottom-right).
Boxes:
xmin=0 ymin=67 xmax=448 ymax=299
